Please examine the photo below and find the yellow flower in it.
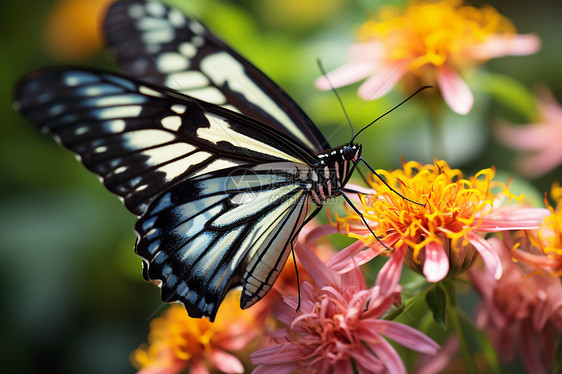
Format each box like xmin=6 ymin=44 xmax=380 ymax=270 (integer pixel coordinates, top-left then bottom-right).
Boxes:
xmin=513 ymin=183 xmax=562 ymax=276
xmin=316 ymin=0 xmax=540 ymax=114
xmin=328 ymin=160 xmax=549 ymax=282
xmin=132 ymin=291 xmax=262 ymax=374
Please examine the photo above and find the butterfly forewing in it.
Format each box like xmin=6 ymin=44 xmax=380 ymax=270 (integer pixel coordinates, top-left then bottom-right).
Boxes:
xmin=15 ymin=68 xmax=316 ymax=216
xmin=103 ymin=0 xmax=330 ymax=153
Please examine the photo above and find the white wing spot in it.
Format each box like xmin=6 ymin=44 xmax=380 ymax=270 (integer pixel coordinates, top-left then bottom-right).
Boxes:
xmin=157 ymin=52 xmax=189 ymax=71
xmin=114 ymin=166 xmax=127 ymax=174
xmin=165 ymin=71 xmax=209 ymax=91
xmin=187 ymin=87 xmax=226 ymax=104
xmin=192 ymin=35 xmax=204 ymax=46
xmin=139 ymin=85 xmax=164 ymax=97
xmin=161 ymin=115 xmax=182 ymax=131
xmin=189 ymin=20 xmax=205 ymax=34
xmin=168 ymin=9 xmax=186 ymax=27
xmin=179 ymin=42 xmax=196 ymax=58
xmin=142 ymin=29 xmax=174 ymax=45
xmin=74 ymin=126 xmax=89 ymax=135
xmin=128 ymin=3 xmax=144 ymax=18
xmin=94 ymin=145 xmax=108 ymax=153
xmin=95 ymin=105 xmax=142 ymax=120
xmin=145 ymin=1 xmax=165 ymax=16
xmin=171 ymin=104 xmax=186 ymax=114
xmin=104 ymin=119 xmax=126 ymax=133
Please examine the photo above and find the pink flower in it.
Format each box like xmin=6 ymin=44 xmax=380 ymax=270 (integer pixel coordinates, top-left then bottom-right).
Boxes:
xmin=315 ymin=0 xmax=540 ymax=115
xmin=495 ymin=87 xmax=562 ymax=178
xmin=469 ymin=237 xmax=562 ymax=374
xmin=250 ymin=245 xmax=439 ymax=374
xmin=327 ymin=161 xmax=550 ymax=286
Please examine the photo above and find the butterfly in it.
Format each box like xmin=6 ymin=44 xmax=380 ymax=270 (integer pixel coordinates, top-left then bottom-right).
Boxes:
xmin=14 ymin=0 xmax=385 ymax=321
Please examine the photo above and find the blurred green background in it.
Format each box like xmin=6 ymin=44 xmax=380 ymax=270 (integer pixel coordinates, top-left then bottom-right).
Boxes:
xmin=1 ymin=0 xmax=560 ymax=372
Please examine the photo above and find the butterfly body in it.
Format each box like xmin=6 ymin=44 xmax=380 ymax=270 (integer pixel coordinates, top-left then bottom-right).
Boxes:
xmin=15 ymin=0 xmax=365 ymax=321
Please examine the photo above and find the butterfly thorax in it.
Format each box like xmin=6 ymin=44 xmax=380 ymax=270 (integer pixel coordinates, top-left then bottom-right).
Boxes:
xmin=306 ymin=144 xmax=362 ymax=205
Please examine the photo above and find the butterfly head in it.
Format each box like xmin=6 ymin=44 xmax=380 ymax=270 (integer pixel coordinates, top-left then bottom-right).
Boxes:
xmin=341 ymin=143 xmax=362 ymax=162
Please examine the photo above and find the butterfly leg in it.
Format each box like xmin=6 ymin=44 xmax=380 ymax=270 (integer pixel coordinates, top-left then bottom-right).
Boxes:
xmin=359 ymin=158 xmax=425 ymax=206
xmin=340 ymin=191 xmax=393 ymax=251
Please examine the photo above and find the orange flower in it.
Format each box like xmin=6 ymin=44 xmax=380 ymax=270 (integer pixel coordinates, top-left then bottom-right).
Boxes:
xmin=45 ymin=0 xmax=113 ymax=60
xmin=329 ymin=160 xmax=549 ymax=284
xmin=131 ymin=290 xmax=262 ymax=374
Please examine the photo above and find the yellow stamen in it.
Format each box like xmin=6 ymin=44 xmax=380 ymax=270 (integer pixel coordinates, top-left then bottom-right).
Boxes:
xmin=337 ymin=160 xmax=514 ymax=263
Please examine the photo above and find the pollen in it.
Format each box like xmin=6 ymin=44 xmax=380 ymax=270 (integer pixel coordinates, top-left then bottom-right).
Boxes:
xmin=337 ymin=160 xmax=513 ymax=259
xmin=358 ymin=0 xmax=516 ymax=71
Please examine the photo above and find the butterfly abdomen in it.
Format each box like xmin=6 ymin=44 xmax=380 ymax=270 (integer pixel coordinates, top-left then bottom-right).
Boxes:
xmin=308 ymin=144 xmax=362 ymax=205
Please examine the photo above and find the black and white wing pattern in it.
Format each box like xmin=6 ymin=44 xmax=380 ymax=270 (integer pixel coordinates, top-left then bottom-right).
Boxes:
xmin=103 ymin=0 xmax=330 ymax=153
xmin=14 ymin=68 xmax=317 ymax=320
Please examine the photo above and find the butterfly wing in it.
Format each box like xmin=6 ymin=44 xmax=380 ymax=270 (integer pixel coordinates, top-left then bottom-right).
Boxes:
xmin=15 ymin=67 xmax=317 ymax=319
xmin=136 ymin=164 xmax=311 ymax=320
xmin=103 ymin=0 xmax=330 ymax=153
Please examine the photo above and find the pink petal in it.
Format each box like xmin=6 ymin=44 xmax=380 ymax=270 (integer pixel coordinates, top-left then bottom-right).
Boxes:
xmin=364 ymin=332 xmax=407 ymax=374
xmin=361 ymin=319 xmax=439 ymax=354
xmin=476 ymin=208 xmax=550 ymax=232
xmin=437 ymin=65 xmax=474 ymax=115
xmin=208 ymin=349 xmax=244 ymax=373
xmin=315 ymin=60 xmax=377 ymax=90
xmin=327 ymin=240 xmax=369 ymax=273
xmin=516 ymin=148 xmax=562 ymax=178
xmin=295 ymin=245 xmax=339 ymax=288
xmin=191 ymin=359 xmax=210 ymax=374
xmin=422 ymin=241 xmax=450 ymax=282
xmin=357 ymin=60 xmax=409 ymax=100
xmin=495 ymin=121 xmax=554 ymax=150
xmin=519 ymin=320 xmax=549 ymax=374
xmin=468 ymin=232 xmax=502 ymax=280
xmin=376 ymin=244 xmax=406 ymax=297
xmin=465 ymin=34 xmax=541 ymax=59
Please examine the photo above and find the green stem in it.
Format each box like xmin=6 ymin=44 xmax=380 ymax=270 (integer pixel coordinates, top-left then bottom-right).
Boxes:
xmin=427 ymin=98 xmax=445 ymax=160
xmin=444 ymin=280 xmax=477 ymax=374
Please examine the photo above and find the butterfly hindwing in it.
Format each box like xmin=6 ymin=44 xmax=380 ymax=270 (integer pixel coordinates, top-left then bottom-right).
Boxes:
xmin=15 ymin=68 xmax=316 ymax=216
xmin=135 ymin=163 xmax=311 ymax=319
xmin=103 ymin=0 xmax=330 ymax=153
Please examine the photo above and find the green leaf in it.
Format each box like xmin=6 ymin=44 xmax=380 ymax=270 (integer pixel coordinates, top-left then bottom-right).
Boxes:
xmin=426 ymin=285 xmax=448 ymax=329
xmin=552 ymin=334 xmax=562 ymax=374
xmin=474 ymin=72 xmax=537 ymax=120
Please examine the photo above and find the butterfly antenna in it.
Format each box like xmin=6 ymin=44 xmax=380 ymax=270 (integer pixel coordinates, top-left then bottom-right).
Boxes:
xmin=351 ymin=85 xmax=432 ymax=143
xmin=316 ymin=58 xmax=355 ymax=141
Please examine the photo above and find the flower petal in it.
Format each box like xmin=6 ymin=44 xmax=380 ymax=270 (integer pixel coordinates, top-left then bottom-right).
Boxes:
xmin=359 ymin=319 xmax=439 ymax=354
xmin=468 ymin=232 xmax=502 ymax=280
xmin=357 ymin=60 xmax=409 ymax=100
xmin=437 ymin=65 xmax=474 ymax=115
xmin=295 ymin=245 xmax=339 ymax=288
xmin=376 ymin=244 xmax=406 ymax=296
xmin=423 ymin=241 xmax=450 ymax=282
xmin=208 ymin=349 xmax=244 ymax=373
xmin=315 ymin=60 xmax=377 ymax=90
xmin=465 ymin=34 xmax=541 ymax=59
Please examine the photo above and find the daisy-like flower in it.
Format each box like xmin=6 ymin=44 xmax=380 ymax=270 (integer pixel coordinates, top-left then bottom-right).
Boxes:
xmin=511 ymin=183 xmax=562 ymax=275
xmin=131 ymin=290 xmax=262 ymax=374
xmin=469 ymin=237 xmax=562 ymax=374
xmin=328 ymin=160 xmax=549 ymax=286
xmin=251 ymin=245 xmax=439 ymax=374
xmin=315 ymin=0 xmax=540 ymax=114
xmin=495 ymin=87 xmax=562 ymax=178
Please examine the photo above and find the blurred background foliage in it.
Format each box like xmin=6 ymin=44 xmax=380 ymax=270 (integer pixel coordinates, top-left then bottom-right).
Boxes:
xmin=1 ymin=0 xmax=561 ymax=372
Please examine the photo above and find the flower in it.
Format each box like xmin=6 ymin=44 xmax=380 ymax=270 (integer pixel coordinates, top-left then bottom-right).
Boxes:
xmin=131 ymin=290 xmax=262 ymax=374
xmin=469 ymin=237 xmax=562 ymax=374
xmin=495 ymin=87 xmax=562 ymax=178
xmin=250 ymin=245 xmax=439 ymax=374
xmin=315 ymin=0 xmax=540 ymax=114
xmin=44 ymin=0 xmax=112 ymax=60
xmin=328 ymin=160 xmax=550 ymax=285
xmin=511 ymin=183 xmax=562 ymax=275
